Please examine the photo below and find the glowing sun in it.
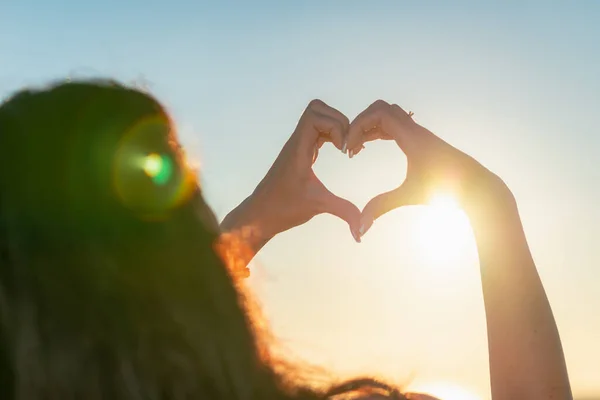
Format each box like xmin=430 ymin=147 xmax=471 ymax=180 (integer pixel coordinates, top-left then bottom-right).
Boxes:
xmin=415 ymin=192 xmax=473 ymax=266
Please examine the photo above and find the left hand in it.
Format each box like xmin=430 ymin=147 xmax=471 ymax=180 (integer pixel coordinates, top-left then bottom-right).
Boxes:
xmin=221 ymin=99 xmax=362 ymax=251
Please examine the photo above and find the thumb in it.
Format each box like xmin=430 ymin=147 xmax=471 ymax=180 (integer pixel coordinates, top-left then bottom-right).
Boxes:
xmin=360 ymin=183 xmax=420 ymax=237
xmin=318 ymin=189 xmax=362 ymax=243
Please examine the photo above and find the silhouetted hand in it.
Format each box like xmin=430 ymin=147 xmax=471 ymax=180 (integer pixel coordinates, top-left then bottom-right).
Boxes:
xmin=222 ymin=100 xmax=362 ymax=246
xmin=346 ymin=100 xmax=512 ymax=236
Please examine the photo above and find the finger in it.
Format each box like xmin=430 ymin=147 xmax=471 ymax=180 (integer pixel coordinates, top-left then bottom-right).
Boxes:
xmin=347 ymin=99 xmax=392 ymax=150
xmin=297 ymin=113 xmax=345 ymax=155
xmin=389 ymin=103 xmax=412 ymax=120
xmin=348 ymin=144 xmax=365 ymax=159
xmin=298 ymin=100 xmax=349 ymax=152
xmin=316 ymin=136 xmax=327 ymax=149
xmin=316 ymin=187 xmax=362 ymax=243
xmin=348 ymin=100 xmax=415 ymax=151
xmin=313 ymin=114 xmax=346 ymax=151
xmin=308 ymin=99 xmax=350 ymax=130
xmin=313 ymin=134 xmax=336 ymax=163
xmin=296 ymin=111 xmax=345 ymax=165
xmin=359 ymin=183 xmax=421 ymax=237
xmin=347 ymin=131 xmax=386 ymax=159
xmin=308 ymin=99 xmax=350 ymax=153
xmin=362 ymin=129 xmax=393 ymax=143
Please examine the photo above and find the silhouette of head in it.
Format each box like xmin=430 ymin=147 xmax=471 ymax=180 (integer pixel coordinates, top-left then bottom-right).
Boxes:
xmin=0 ymin=80 xmax=287 ymax=399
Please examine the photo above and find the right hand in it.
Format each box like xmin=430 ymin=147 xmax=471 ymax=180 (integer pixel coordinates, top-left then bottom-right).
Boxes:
xmin=346 ymin=100 xmax=513 ymax=237
xmin=233 ymin=99 xmax=362 ymax=242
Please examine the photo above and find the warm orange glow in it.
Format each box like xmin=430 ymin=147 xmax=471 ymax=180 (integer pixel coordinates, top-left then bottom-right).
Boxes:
xmin=409 ymin=382 xmax=482 ymax=400
xmin=416 ymin=192 xmax=473 ymax=266
xmin=216 ymin=227 xmax=257 ymax=280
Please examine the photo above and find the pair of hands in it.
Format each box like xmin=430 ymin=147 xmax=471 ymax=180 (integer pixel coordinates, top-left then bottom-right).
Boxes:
xmin=228 ymin=99 xmax=509 ymax=246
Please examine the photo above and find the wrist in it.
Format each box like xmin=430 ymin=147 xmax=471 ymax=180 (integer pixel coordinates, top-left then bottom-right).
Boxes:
xmin=220 ymin=193 xmax=275 ymax=253
xmin=217 ymin=194 xmax=275 ymax=279
xmin=462 ymin=171 xmax=517 ymax=222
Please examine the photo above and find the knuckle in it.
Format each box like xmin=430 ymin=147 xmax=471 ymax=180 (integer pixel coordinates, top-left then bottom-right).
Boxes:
xmin=308 ymin=99 xmax=326 ymax=110
xmin=373 ymin=99 xmax=390 ymax=109
xmin=390 ymin=103 xmax=407 ymax=116
xmin=340 ymin=114 xmax=350 ymax=127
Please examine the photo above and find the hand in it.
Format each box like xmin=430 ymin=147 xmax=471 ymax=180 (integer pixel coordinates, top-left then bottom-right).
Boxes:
xmin=222 ymin=100 xmax=362 ymax=247
xmin=346 ymin=100 xmax=513 ymax=236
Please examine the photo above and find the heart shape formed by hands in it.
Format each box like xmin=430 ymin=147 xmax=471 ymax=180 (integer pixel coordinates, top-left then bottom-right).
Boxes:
xmin=243 ymin=99 xmax=501 ymax=245
xmin=306 ymin=101 xmax=415 ymax=242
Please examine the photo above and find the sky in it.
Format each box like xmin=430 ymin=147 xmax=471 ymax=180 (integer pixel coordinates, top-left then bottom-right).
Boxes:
xmin=1 ymin=1 xmax=599 ymax=399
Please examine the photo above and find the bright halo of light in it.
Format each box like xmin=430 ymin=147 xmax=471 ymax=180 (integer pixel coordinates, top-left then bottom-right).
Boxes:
xmin=409 ymin=382 xmax=482 ymax=400
xmin=141 ymin=153 xmax=174 ymax=186
xmin=143 ymin=153 xmax=164 ymax=178
xmin=428 ymin=192 xmax=461 ymax=210
xmin=415 ymin=192 xmax=473 ymax=266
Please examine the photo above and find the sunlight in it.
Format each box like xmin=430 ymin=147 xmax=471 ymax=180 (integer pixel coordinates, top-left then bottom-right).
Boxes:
xmin=415 ymin=192 xmax=473 ymax=266
xmin=410 ymin=382 xmax=482 ymax=400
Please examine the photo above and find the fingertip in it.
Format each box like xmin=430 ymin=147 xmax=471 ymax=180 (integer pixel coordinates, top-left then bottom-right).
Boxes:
xmin=345 ymin=133 xmax=361 ymax=152
xmin=328 ymin=129 xmax=346 ymax=152
xmin=351 ymin=228 xmax=362 ymax=243
xmin=346 ymin=122 xmax=365 ymax=151
xmin=352 ymin=145 xmax=365 ymax=156
xmin=358 ymin=210 xmax=375 ymax=238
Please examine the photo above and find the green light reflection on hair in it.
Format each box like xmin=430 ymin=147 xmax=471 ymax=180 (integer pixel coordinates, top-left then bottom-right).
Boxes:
xmin=113 ymin=115 xmax=196 ymax=220
xmin=142 ymin=153 xmax=173 ymax=186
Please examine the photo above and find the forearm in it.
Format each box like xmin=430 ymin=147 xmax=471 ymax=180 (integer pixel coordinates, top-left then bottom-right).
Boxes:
xmin=467 ymin=191 xmax=571 ymax=399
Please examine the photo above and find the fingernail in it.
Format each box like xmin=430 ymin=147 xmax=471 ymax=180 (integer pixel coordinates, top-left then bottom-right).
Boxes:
xmin=351 ymin=228 xmax=361 ymax=243
xmin=349 ymin=149 xmax=354 ymax=158
xmin=341 ymin=141 xmax=347 ymax=154
xmin=358 ymin=215 xmax=374 ymax=237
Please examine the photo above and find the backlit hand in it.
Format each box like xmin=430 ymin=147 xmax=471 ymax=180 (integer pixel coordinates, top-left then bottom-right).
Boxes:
xmin=222 ymin=99 xmax=362 ymax=249
xmin=346 ymin=100 xmax=511 ymax=237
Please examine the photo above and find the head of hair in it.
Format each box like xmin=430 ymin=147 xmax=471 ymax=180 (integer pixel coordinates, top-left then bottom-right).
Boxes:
xmin=0 ymin=80 xmax=423 ymax=400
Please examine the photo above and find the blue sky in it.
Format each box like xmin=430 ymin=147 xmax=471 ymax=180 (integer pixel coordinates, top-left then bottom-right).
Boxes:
xmin=2 ymin=1 xmax=599 ymax=399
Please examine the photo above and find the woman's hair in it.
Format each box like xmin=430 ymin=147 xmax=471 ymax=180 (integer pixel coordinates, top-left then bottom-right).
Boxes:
xmin=0 ymin=80 xmax=418 ymax=400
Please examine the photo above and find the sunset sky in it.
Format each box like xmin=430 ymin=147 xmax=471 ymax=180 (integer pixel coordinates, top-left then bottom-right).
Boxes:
xmin=1 ymin=1 xmax=599 ymax=399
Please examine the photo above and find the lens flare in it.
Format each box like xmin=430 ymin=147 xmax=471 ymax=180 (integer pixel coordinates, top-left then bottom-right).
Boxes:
xmin=142 ymin=153 xmax=173 ymax=186
xmin=112 ymin=116 xmax=196 ymax=220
